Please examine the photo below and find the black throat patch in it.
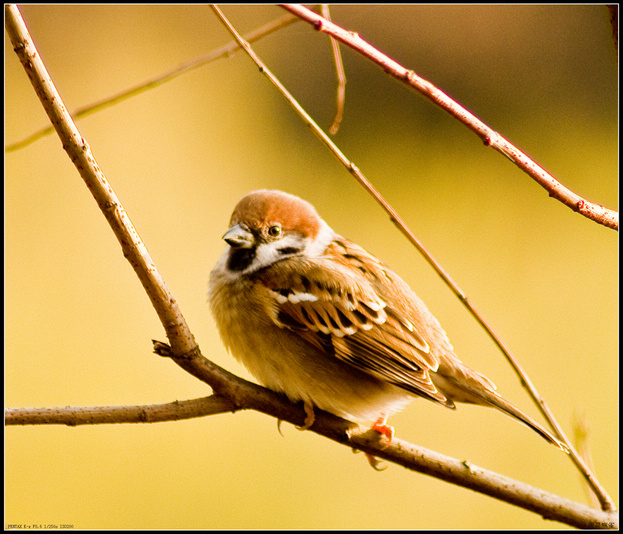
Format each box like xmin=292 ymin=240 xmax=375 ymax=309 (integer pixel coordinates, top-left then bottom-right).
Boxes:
xmin=227 ymin=247 xmax=256 ymax=272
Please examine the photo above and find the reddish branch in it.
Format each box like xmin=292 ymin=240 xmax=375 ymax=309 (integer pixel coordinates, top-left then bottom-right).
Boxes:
xmin=281 ymin=5 xmax=618 ymax=231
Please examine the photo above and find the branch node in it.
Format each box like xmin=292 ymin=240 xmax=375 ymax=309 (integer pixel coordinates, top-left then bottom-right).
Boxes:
xmin=576 ymin=199 xmax=586 ymax=213
xmin=152 ymin=339 xmax=173 ymax=358
xmin=461 ymin=459 xmax=475 ymax=472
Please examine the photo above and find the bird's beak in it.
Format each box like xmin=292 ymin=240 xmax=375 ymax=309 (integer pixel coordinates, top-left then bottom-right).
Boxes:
xmin=223 ymin=224 xmax=254 ymax=249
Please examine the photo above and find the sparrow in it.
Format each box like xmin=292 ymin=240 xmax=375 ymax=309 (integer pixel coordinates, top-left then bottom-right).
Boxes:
xmin=208 ymin=189 xmax=567 ymax=453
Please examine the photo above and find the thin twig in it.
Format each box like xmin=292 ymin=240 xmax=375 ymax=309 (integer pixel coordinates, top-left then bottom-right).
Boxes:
xmin=281 ymin=4 xmax=618 ymax=231
xmin=210 ymin=4 xmax=615 ymax=513
xmin=5 ymin=13 xmax=298 ymax=153
xmin=321 ymin=5 xmax=346 ymax=135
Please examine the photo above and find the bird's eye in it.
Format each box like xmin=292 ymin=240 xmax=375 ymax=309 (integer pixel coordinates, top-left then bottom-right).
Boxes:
xmin=268 ymin=225 xmax=282 ymax=237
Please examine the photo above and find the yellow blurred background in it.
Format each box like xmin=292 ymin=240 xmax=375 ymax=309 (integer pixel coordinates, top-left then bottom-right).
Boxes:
xmin=5 ymin=5 xmax=617 ymax=529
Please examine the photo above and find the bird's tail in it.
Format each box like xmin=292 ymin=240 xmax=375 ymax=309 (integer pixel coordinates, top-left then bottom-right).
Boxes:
xmin=432 ymin=369 xmax=569 ymax=453
xmin=485 ymin=394 xmax=569 ymax=453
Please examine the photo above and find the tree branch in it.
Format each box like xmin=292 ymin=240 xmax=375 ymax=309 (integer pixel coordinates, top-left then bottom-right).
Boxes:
xmin=5 ymin=396 xmax=236 ymax=426
xmin=5 ymin=370 xmax=619 ymax=530
xmin=5 ymin=4 xmax=198 ymax=361
xmin=281 ymin=4 xmax=618 ymax=231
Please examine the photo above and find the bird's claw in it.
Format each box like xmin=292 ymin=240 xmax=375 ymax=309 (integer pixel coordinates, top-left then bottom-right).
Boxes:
xmin=296 ymin=402 xmax=316 ymax=431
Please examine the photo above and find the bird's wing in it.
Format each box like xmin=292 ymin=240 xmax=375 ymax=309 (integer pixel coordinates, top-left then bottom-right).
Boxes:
xmin=257 ymin=237 xmax=455 ymax=407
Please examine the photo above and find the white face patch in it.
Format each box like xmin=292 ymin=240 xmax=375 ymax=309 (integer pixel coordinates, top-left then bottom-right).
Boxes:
xmin=306 ymin=220 xmax=335 ymax=258
xmin=252 ymin=242 xmax=285 ymax=271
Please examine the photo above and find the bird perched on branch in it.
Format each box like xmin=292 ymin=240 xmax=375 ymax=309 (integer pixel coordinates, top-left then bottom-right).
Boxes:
xmin=209 ymin=189 xmax=567 ymax=455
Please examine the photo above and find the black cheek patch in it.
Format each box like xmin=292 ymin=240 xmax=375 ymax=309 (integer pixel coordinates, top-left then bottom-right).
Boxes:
xmin=277 ymin=246 xmax=302 ymax=256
